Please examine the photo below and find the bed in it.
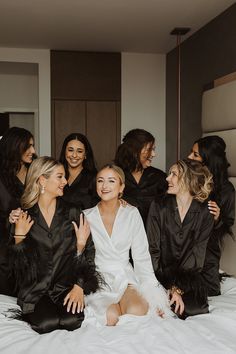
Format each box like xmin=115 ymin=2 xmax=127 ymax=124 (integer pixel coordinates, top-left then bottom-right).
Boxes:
xmin=0 ymin=276 xmax=236 ymax=354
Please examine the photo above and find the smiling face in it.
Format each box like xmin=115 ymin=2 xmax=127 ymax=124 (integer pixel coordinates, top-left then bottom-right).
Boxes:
xmin=188 ymin=143 xmax=203 ymax=162
xmin=65 ymin=139 xmax=86 ymax=170
xmin=96 ymin=167 xmax=125 ymax=202
xmin=40 ymin=165 xmax=67 ymax=198
xmin=166 ymin=164 xmax=182 ymax=195
xmin=21 ymin=138 xmax=35 ymax=164
xmin=139 ymin=142 xmax=156 ymax=169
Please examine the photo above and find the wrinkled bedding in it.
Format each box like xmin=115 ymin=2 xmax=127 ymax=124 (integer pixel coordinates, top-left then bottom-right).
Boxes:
xmin=0 ymin=277 xmax=236 ymax=354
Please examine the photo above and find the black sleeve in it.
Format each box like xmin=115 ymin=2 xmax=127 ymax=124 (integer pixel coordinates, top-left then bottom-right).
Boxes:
xmin=8 ymin=228 xmax=39 ymax=288
xmin=146 ymin=200 xmax=162 ymax=272
xmin=214 ymin=186 xmax=235 ymax=241
xmin=75 ymin=236 xmax=102 ymax=295
xmin=155 ymin=171 xmax=168 ymax=198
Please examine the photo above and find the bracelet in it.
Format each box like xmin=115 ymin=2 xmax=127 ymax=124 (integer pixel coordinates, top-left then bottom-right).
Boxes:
xmin=14 ymin=235 xmax=26 ymax=239
xmin=171 ymin=285 xmax=184 ymax=296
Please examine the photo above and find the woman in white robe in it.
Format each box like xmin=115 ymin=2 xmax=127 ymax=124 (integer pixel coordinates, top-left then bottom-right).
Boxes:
xmin=84 ymin=164 xmax=174 ymax=326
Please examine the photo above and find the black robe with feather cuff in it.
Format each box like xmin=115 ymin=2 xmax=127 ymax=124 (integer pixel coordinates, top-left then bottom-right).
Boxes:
xmin=201 ymin=180 xmax=235 ymax=296
xmin=9 ymin=199 xmax=101 ymax=314
xmin=146 ymin=195 xmax=214 ymax=317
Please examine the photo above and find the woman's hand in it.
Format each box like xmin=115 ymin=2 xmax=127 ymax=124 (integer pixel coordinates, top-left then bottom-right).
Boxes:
xmin=14 ymin=211 xmax=34 ymax=243
xmin=63 ymin=284 xmax=84 ymax=314
xmin=169 ymin=291 xmax=184 ymax=315
xmin=208 ymin=200 xmax=220 ymax=221
xmin=156 ymin=308 xmax=165 ymax=318
xmin=72 ymin=213 xmax=90 ymax=253
xmin=9 ymin=208 xmax=22 ymax=224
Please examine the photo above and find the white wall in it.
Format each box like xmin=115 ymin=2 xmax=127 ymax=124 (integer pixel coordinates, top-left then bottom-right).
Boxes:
xmin=0 ymin=48 xmax=51 ymax=156
xmin=0 ymin=62 xmax=38 ymax=108
xmin=121 ymin=53 xmax=166 ymax=171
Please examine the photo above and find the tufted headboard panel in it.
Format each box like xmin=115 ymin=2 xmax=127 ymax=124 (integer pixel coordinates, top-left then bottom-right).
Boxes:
xmin=202 ymin=75 xmax=236 ymax=276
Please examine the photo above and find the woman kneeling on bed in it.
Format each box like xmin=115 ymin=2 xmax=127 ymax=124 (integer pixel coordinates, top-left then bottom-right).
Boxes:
xmin=147 ymin=159 xmax=214 ymax=318
xmin=84 ymin=164 xmax=173 ymax=326
xmin=9 ymin=156 xmax=100 ymax=334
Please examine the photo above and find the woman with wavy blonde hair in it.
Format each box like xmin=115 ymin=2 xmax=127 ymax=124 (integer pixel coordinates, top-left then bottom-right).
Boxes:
xmin=147 ymin=159 xmax=214 ymax=319
xmin=9 ymin=156 xmax=100 ymax=334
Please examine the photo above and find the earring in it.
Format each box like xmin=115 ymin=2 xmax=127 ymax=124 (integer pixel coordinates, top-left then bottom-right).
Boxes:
xmin=41 ymin=186 xmax=45 ymax=194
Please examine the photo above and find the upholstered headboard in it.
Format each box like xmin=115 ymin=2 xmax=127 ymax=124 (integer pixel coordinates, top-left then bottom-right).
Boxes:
xmin=202 ymin=75 xmax=236 ymax=276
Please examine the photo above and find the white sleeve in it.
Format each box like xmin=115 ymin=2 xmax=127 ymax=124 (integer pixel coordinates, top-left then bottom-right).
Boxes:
xmin=131 ymin=208 xmax=158 ymax=285
xmin=131 ymin=208 xmax=172 ymax=315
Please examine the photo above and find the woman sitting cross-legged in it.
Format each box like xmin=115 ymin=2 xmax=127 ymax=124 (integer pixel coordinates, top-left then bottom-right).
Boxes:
xmin=8 ymin=156 xmax=101 ymax=334
xmin=147 ymin=159 xmax=214 ymax=319
xmin=84 ymin=164 xmax=173 ymax=327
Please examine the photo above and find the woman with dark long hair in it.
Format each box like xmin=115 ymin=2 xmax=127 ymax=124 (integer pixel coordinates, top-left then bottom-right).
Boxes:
xmin=59 ymin=133 xmax=98 ymax=209
xmin=188 ymin=135 xmax=235 ymax=296
xmin=114 ymin=129 xmax=167 ymax=223
xmin=0 ymin=127 xmax=36 ymax=295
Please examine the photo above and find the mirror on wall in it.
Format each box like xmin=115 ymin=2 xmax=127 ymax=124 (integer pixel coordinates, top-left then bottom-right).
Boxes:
xmin=0 ymin=62 xmax=39 ymax=150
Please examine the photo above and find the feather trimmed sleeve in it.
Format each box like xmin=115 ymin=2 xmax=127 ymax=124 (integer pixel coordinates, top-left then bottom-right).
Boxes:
xmin=74 ymin=235 xmax=103 ymax=295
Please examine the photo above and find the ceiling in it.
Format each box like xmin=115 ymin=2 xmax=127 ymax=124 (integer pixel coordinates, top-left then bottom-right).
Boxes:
xmin=0 ymin=0 xmax=235 ymax=54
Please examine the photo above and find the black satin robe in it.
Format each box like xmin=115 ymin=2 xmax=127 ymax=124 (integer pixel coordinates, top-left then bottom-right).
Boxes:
xmin=123 ymin=166 xmax=167 ymax=223
xmin=9 ymin=199 xmax=98 ymax=315
xmin=62 ymin=169 xmax=98 ymax=210
xmin=202 ymin=180 xmax=235 ymax=296
xmin=147 ymin=195 xmax=214 ymax=316
xmin=0 ymin=175 xmax=24 ymax=295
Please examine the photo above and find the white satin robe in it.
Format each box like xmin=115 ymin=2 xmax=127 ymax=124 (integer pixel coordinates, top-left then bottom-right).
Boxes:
xmin=84 ymin=204 xmax=172 ymax=326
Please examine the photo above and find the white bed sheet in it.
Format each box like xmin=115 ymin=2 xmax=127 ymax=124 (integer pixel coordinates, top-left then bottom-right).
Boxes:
xmin=1 ymin=277 xmax=236 ymax=354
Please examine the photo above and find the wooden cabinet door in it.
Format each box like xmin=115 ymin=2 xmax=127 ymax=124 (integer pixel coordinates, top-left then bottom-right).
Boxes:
xmin=52 ymin=100 xmax=86 ymax=158
xmin=52 ymin=100 xmax=120 ymax=168
xmin=86 ymin=101 xmax=120 ymax=169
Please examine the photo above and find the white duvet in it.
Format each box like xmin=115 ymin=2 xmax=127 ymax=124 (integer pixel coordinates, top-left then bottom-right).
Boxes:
xmin=0 ymin=277 xmax=236 ymax=354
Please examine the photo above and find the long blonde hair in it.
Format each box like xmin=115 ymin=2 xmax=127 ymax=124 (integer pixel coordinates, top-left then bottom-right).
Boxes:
xmin=175 ymin=159 xmax=213 ymax=202
xmin=21 ymin=156 xmax=63 ymax=209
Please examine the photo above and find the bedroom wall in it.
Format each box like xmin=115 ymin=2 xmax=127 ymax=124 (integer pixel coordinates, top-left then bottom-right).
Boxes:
xmin=166 ymin=3 xmax=236 ymax=168
xmin=0 ymin=62 xmax=38 ymax=109
xmin=122 ymin=53 xmax=166 ymax=171
xmin=0 ymin=47 xmax=50 ymax=156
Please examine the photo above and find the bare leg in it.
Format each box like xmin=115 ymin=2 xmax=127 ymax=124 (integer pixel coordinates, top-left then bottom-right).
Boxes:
xmin=119 ymin=285 xmax=149 ymax=316
xmin=106 ymin=303 xmax=121 ymax=326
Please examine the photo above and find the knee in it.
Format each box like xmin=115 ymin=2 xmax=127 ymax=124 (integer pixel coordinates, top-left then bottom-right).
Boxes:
xmin=60 ymin=311 xmax=84 ymax=331
xmin=126 ymin=302 xmax=149 ymax=316
xmin=31 ymin=317 xmax=60 ymax=334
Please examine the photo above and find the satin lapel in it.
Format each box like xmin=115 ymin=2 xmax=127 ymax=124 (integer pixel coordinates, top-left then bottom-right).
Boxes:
xmin=170 ymin=197 xmax=182 ymax=227
xmin=182 ymin=199 xmax=200 ymax=226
